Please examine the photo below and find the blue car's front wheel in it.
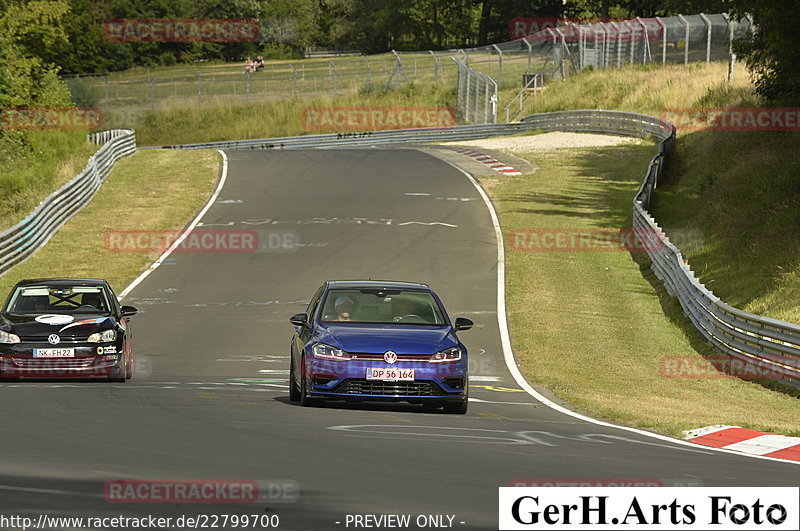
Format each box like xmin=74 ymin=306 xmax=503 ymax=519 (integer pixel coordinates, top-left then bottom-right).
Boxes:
xmin=443 ymin=385 xmax=468 ymax=414
xmin=289 ymin=354 xmax=301 ymax=402
xmin=300 ymin=358 xmax=324 ymax=408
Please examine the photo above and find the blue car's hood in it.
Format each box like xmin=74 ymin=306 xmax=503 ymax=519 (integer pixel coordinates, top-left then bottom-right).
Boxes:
xmin=319 ymin=324 xmax=457 ymax=355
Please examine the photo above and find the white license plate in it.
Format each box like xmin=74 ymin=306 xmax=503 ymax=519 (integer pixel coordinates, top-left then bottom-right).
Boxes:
xmin=33 ymin=348 xmax=75 ymax=358
xmin=366 ymin=367 xmax=414 ymax=381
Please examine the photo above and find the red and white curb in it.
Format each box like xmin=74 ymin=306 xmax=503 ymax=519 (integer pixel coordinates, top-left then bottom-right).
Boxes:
xmin=444 ymin=147 xmax=522 ymax=175
xmin=684 ymin=425 xmax=800 ymax=462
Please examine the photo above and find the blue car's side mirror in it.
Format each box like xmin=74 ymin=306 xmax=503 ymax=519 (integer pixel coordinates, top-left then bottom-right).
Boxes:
xmin=290 ymin=313 xmax=309 ymax=327
xmin=454 ymin=317 xmax=473 ymax=331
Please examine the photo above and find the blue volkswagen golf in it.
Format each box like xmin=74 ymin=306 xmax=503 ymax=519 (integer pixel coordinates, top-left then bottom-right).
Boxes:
xmin=289 ymin=281 xmax=473 ymax=414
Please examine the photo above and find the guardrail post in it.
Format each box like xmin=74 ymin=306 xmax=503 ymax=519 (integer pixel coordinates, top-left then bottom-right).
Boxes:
xmin=457 ymin=48 xmax=469 ymax=67
xmin=484 ymin=76 xmax=490 ymax=123
xmin=678 ymin=14 xmax=690 ymax=65
xmin=472 ymin=74 xmax=483 ymax=121
xmin=700 ymin=13 xmax=712 ymax=63
xmin=430 ymin=51 xmax=439 ymax=85
xmin=147 ymin=76 xmax=155 ymax=112
xmin=328 ymin=60 xmax=337 ymax=97
xmin=656 ymin=17 xmax=667 ymax=64
xmin=624 ymin=21 xmax=636 ymax=64
xmin=490 ymin=79 xmax=498 ymax=124
xmin=492 ymin=44 xmax=503 ymax=87
xmin=245 ymin=69 xmax=251 ymax=101
xmin=465 ymin=67 xmax=471 ymax=122
xmin=290 ymin=64 xmax=297 ymax=97
xmin=103 ymin=76 xmax=109 ymax=110
xmin=523 ymin=38 xmax=533 ymax=71
xmin=724 ymin=14 xmax=736 ymax=83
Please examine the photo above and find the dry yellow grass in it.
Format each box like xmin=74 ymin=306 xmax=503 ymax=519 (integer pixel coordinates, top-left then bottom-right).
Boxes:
xmin=0 ymin=149 xmax=220 ymax=296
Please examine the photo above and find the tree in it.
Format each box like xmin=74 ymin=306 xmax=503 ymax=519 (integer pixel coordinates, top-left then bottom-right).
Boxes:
xmin=728 ymin=0 xmax=799 ymax=104
xmin=0 ymin=0 xmax=72 ymax=106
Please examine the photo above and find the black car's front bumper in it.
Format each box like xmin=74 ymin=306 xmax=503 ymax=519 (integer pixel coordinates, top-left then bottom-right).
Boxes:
xmin=0 ymin=342 xmax=124 ymax=379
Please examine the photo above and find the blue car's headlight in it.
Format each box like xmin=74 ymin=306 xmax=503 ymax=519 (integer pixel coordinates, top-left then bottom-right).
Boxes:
xmin=87 ymin=329 xmax=117 ymax=343
xmin=430 ymin=347 xmax=462 ymax=363
xmin=0 ymin=330 xmax=20 ymax=344
xmin=312 ymin=343 xmax=352 ymax=361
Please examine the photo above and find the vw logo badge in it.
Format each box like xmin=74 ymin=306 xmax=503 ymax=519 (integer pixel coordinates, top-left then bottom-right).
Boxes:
xmin=48 ymin=334 xmax=60 ymax=345
xmin=383 ymin=351 xmax=397 ymax=364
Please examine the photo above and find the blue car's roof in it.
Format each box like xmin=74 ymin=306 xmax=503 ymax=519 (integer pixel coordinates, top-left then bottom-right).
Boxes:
xmin=326 ymin=280 xmax=431 ymax=290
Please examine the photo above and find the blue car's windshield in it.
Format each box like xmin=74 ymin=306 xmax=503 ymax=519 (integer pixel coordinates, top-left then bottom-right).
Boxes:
xmin=319 ymin=289 xmax=446 ymax=325
xmin=5 ymin=285 xmax=111 ymax=315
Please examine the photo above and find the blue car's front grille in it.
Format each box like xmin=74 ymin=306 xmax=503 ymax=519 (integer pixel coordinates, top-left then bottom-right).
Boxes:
xmin=332 ymin=379 xmax=446 ymax=396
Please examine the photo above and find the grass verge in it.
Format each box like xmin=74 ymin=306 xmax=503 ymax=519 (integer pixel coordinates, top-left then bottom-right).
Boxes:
xmin=486 ymin=144 xmax=800 ymax=437
xmin=0 ymin=130 xmax=98 ymax=232
xmin=124 ymin=84 xmax=456 ymax=146
xmin=0 ymin=149 xmax=220 ymax=297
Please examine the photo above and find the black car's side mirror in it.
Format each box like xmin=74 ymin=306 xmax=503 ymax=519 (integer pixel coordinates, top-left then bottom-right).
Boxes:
xmin=121 ymin=306 xmax=138 ymax=317
xmin=290 ymin=313 xmax=309 ymax=327
xmin=454 ymin=317 xmax=474 ymax=331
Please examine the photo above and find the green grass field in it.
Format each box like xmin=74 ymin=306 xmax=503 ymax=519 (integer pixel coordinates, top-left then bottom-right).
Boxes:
xmin=0 ymin=130 xmax=98 ymax=232
xmin=0 ymin=149 xmax=220 ymax=297
xmin=486 ymin=144 xmax=800 ymax=437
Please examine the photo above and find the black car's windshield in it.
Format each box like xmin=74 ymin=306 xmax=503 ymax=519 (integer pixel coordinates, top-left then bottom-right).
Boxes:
xmin=319 ymin=289 xmax=447 ymax=325
xmin=5 ymin=285 xmax=111 ymax=314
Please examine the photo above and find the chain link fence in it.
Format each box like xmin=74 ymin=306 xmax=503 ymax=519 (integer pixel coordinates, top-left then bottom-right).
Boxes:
xmin=61 ymin=12 xmax=750 ymax=127
xmin=454 ymin=58 xmax=498 ymax=124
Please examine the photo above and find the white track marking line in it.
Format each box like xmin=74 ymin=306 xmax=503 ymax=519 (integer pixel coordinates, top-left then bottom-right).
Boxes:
xmin=439 ymin=155 xmax=800 ymax=466
xmin=119 ymin=150 xmax=229 ymax=299
xmin=723 ymin=435 xmax=800 ymax=456
xmin=684 ymin=425 xmax=740 ymax=439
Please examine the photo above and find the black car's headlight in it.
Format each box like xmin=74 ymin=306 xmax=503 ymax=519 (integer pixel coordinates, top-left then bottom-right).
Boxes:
xmin=0 ymin=330 xmax=20 ymax=344
xmin=430 ymin=347 xmax=462 ymax=363
xmin=87 ymin=329 xmax=117 ymax=343
xmin=312 ymin=343 xmax=352 ymax=361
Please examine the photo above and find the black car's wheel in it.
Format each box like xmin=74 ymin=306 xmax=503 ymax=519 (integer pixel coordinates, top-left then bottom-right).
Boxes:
xmin=299 ymin=361 xmax=323 ymax=408
xmin=125 ymin=343 xmax=133 ymax=379
xmin=288 ymin=355 xmax=300 ymax=402
xmin=109 ymin=363 xmax=126 ymax=383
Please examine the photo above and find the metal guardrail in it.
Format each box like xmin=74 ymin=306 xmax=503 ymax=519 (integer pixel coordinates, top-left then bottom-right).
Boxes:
xmin=157 ymin=110 xmax=799 ymax=380
xmin=0 ymin=129 xmax=136 ymax=278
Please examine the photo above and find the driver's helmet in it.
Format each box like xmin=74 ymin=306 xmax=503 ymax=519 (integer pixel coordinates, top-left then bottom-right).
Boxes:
xmin=334 ymin=296 xmax=355 ymax=311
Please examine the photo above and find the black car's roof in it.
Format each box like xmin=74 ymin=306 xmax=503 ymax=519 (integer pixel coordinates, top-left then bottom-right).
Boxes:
xmin=15 ymin=278 xmax=107 ymax=287
xmin=326 ymin=280 xmax=431 ymax=290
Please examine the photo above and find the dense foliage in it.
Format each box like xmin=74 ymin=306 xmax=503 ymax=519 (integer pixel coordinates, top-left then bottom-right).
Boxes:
xmin=0 ymin=0 xmax=795 ymax=105
xmin=728 ymin=0 xmax=799 ymax=104
xmin=2 ymin=0 xmax=737 ymax=74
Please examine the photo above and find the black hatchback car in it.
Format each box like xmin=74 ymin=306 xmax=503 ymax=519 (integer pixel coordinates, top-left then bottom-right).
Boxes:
xmin=0 ymin=278 xmax=138 ymax=381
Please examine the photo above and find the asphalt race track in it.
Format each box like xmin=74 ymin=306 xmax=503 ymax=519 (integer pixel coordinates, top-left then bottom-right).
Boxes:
xmin=0 ymin=149 xmax=797 ymax=530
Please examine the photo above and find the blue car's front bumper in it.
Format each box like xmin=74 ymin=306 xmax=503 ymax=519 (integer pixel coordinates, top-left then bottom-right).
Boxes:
xmin=305 ymin=358 xmax=467 ymax=402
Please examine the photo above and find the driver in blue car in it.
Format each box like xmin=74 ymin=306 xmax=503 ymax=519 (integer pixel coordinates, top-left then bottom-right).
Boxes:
xmin=333 ymin=296 xmax=355 ymax=321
